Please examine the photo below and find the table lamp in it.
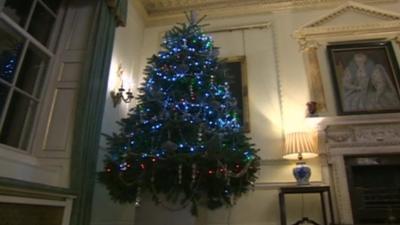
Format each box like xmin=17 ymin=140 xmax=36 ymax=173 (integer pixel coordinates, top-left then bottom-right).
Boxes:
xmin=283 ymin=132 xmax=318 ymax=185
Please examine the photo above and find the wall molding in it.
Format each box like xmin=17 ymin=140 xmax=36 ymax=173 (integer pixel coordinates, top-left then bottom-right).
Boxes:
xmin=0 ymin=177 xmax=75 ymax=199
xmin=134 ymin=0 xmax=398 ymax=26
xmin=294 ymin=1 xmax=400 ymax=44
xmin=270 ymin=23 xmax=286 ymax=142
xmin=206 ymin=22 xmax=272 ymax=34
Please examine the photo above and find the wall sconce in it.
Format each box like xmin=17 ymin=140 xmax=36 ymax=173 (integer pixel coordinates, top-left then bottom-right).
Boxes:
xmin=110 ymin=64 xmax=134 ymax=107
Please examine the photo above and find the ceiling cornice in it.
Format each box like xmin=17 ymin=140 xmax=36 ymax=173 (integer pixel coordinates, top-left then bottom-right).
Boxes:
xmin=134 ymin=0 xmax=398 ymax=27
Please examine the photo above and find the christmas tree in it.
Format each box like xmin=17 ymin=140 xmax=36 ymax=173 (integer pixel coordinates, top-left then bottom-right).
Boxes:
xmin=99 ymin=13 xmax=260 ymax=215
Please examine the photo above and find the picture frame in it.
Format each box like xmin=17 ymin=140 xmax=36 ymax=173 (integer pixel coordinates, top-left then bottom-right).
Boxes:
xmin=221 ymin=56 xmax=250 ymax=132
xmin=327 ymin=41 xmax=400 ymax=115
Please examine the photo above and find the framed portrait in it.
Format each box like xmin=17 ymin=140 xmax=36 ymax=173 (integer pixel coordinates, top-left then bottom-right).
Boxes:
xmin=221 ymin=56 xmax=250 ymax=132
xmin=327 ymin=41 xmax=400 ymax=115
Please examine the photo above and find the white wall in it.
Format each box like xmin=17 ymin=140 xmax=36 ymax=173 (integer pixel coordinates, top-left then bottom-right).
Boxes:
xmin=90 ymin=2 xmax=145 ymax=225
xmin=133 ymin=1 xmax=400 ymax=225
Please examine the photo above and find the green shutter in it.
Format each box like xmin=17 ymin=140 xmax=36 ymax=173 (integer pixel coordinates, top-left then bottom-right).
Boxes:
xmin=70 ymin=0 xmax=127 ymax=225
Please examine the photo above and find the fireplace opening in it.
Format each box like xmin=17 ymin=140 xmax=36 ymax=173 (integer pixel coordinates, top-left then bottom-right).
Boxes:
xmin=345 ymin=155 xmax=400 ymax=224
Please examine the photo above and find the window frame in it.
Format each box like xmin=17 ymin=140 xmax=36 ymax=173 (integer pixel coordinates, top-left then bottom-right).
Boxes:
xmin=0 ymin=0 xmax=65 ymax=153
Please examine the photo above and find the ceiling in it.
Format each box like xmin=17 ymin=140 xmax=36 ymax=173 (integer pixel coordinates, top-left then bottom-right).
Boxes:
xmin=139 ymin=0 xmax=282 ymax=14
xmin=134 ymin=0 xmax=395 ymax=26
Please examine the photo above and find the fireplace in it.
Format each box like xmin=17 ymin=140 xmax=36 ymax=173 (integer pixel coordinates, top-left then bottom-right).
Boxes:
xmin=314 ymin=115 xmax=400 ymax=224
xmin=345 ymin=155 xmax=400 ymax=224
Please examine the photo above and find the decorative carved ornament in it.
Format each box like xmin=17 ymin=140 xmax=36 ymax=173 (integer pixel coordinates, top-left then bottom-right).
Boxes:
xmin=136 ymin=0 xmax=397 ymax=26
xmin=294 ymin=1 xmax=400 ymax=45
xmin=325 ymin=122 xmax=400 ymax=147
xmin=140 ymin=0 xmax=394 ymax=14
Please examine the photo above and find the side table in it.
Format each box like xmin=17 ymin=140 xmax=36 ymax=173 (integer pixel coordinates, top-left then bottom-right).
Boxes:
xmin=279 ymin=185 xmax=335 ymax=225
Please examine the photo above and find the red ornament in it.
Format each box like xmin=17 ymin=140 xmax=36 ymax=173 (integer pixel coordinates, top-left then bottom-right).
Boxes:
xmin=140 ymin=163 xmax=145 ymax=170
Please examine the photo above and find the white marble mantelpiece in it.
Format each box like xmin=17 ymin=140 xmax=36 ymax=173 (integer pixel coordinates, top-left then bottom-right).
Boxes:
xmin=307 ymin=113 xmax=400 ymax=224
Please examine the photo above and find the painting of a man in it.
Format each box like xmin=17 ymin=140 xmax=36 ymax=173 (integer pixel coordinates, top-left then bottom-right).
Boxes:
xmin=328 ymin=42 xmax=400 ymax=114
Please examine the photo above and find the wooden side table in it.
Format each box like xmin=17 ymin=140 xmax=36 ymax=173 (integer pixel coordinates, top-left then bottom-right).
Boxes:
xmin=279 ymin=185 xmax=335 ymax=225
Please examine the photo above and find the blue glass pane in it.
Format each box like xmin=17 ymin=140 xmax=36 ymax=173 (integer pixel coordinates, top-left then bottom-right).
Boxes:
xmin=0 ymin=20 xmax=24 ymax=83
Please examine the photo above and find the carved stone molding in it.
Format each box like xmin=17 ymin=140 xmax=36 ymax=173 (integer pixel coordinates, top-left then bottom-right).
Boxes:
xmin=294 ymin=1 xmax=400 ymax=41
xmin=325 ymin=122 xmax=400 ymax=148
xmin=304 ymin=1 xmax=400 ymax=28
xmin=298 ymin=39 xmax=321 ymax=51
xmin=325 ymin=125 xmax=355 ymax=144
xmin=321 ymin=118 xmax=400 ymax=224
xmin=329 ymin=155 xmax=354 ymax=224
xmin=295 ymin=21 xmax=400 ymax=43
xmin=139 ymin=0 xmax=396 ymax=15
xmin=136 ymin=0 xmax=398 ymax=26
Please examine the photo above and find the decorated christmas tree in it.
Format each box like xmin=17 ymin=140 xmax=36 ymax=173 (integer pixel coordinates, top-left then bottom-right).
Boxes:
xmin=99 ymin=13 xmax=260 ymax=215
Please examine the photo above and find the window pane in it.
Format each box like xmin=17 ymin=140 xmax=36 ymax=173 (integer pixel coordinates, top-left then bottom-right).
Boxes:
xmin=16 ymin=44 xmax=49 ymax=97
xmin=0 ymin=20 xmax=24 ymax=83
xmin=0 ymin=91 xmax=37 ymax=150
xmin=28 ymin=3 xmax=56 ymax=46
xmin=3 ymin=0 xmax=34 ymax=27
xmin=0 ymin=83 xmax=10 ymax=118
xmin=42 ymin=0 xmax=62 ymax=13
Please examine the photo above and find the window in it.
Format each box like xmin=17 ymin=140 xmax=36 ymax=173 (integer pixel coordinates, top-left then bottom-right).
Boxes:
xmin=223 ymin=56 xmax=250 ymax=132
xmin=0 ymin=0 xmax=62 ymax=150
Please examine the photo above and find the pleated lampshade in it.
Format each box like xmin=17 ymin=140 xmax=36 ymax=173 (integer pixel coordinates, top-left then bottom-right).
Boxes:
xmin=283 ymin=132 xmax=318 ymax=160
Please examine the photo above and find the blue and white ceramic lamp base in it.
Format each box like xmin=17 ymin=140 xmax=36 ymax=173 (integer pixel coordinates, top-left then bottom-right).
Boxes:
xmin=293 ymin=161 xmax=311 ymax=185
